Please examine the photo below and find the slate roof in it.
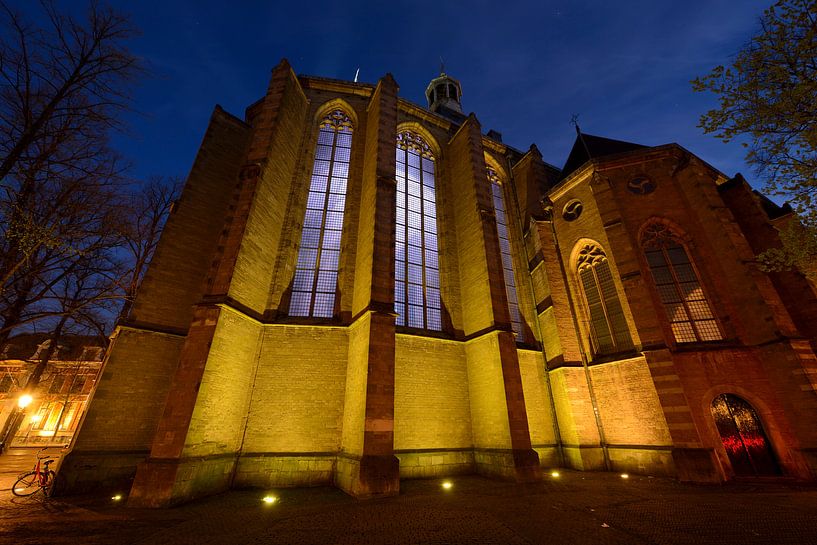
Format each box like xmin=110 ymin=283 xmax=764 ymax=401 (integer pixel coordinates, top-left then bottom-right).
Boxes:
xmin=559 ymin=132 xmax=647 ymax=181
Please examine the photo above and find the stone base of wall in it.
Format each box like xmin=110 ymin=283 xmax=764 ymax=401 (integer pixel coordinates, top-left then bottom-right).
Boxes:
xmin=396 ymin=449 xmax=474 ymax=478
xmin=532 ymin=445 xmax=561 ymax=469
xmin=798 ymin=448 xmax=817 ymax=480
xmin=474 ymin=448 xmax=541 ymax=482
xmin=562 ymin=445 xmax=606 ymax=470
xmin=334 ymin=453 xmax=400 ymax=498
xmin=128 ymin=453 xmax=237 ymax=508
xmin=672 ymin=447 xmax=723 ymax=483
xmin=607 ymin=445 xmax=676 ymax=477
xmin=53 ymin=449 xmax=148 ymax=496
xmin=233 ymin=454 xmax=334 ymax=488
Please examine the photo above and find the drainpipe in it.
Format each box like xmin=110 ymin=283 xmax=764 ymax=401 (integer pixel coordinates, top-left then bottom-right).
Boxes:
xmin=542 ymin=198 xmax=611 ymax=471
xmin=504 ymin=154 xmax=564 ymax=468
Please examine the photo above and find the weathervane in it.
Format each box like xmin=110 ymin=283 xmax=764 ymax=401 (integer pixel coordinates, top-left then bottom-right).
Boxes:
xmin=570 ymin=114 xmax=581 ymax=135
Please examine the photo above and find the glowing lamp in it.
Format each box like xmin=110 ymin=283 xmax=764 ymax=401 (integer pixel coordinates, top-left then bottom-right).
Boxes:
xmin=30 ymin=414 xmax=42 ymax=422
xmin=111 ymin=494 xmax=123 ymax=501
xmin=620 ymin=473 xmax=629 ymax=479
xmin=18 ymin=394 xmax=33 ymax=409
xmin=550 ymin=471 xmax=560 ymax=478
xmin=441 ymin=481 xmax=453 ymax=490
xmin=262 ymin=495 xmax=278 ymax=505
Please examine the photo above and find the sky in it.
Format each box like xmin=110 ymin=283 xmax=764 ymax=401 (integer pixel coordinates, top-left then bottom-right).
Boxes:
xmin=22 ymin=0 xmax=775 ymax=192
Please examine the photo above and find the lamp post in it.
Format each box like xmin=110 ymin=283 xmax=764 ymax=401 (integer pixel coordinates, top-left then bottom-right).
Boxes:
xmin=0 ymin=393 xmax=34 ymax=453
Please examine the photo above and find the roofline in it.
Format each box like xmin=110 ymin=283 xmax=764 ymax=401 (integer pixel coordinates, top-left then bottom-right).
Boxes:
xmin=548 ymin=142 xmax=729 ymax=200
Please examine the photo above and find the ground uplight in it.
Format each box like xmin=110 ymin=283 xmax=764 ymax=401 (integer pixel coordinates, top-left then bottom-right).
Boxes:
xmin=550 ymin=471 xmax=560 ymax=478
xmin=441 ymin=480 xmax=453 ymax=490
xmin=262 ymin=495 xmax=278 ymax=505
xmin=620 ymin=473 xmax=629 ymax=479
xmin=111 ymin=494 xmax=123 ymax=501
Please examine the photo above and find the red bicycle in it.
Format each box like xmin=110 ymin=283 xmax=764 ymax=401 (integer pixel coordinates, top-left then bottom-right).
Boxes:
xmin=12 ymin=448 xmax=55 ymax=496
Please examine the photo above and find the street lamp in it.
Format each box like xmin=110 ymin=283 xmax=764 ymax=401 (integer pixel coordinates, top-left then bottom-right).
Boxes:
xmin=18 ymin=394 xmax=33 ymax=409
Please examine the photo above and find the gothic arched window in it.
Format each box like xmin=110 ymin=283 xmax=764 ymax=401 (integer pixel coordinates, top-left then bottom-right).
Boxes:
xmin=487 ymin=167 xmax=524 ymax=341
xmin=395 ymin=131 xmax=441 ymax=330
xmin=289 ymin=109 xmax=353 ymax=318
xmin=641 ymin=223 xmax=723 ymax=343
xmin=576 ymin=243 xmax=633 ymax=355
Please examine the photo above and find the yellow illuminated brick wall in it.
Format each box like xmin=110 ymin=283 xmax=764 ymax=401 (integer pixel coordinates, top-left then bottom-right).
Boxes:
xmin=517 ymin=349 xmax=557 ymax=446
xmin=548 ymin=367 xmax=600 ymax=446
xmin=228 ymin=81 xmax=308 ymax=314
xmin=182 ymin=307 xmax=261 ymax=457
xmin=465 ymin=333 xmax=512 ymax=449
xmin=394 ymin=335 xmax=472 ymax=450
xmin=589 ymin=357 xmax=672 ymax=447
xmin=341 ymin=313 xmax=371 ymax=456
xmin=242 ymin=325 xmax=348 ymax=453
xmin=71 ymin=328 xmax=184 ymax=452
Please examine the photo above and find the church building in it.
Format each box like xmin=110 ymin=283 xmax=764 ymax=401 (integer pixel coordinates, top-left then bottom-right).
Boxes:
xmin=57 ymin=60 xmax=817 ymax=507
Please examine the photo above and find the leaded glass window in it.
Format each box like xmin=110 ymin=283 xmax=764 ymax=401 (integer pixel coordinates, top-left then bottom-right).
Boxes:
xmin=487 ymin=168 xmax=524 ymax=342
xmin=289 ymin=110 xmax=353 ymax=318
xmin=641 ymin=224 xmax=723 ymax=343
xmin=576 ymin=244 xmax=633 ymax=355
xmin=395 ymin=131 xmax=441 ymax=330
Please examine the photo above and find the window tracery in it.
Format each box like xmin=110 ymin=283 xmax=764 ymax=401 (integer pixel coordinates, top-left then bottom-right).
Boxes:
xmin=576 ymin=243 xmax=633 ymax=355
xmin=395 ymin=130 xmax=441 ymax=330
xmin=289 ymin=109 xmax=353 ymax=318
xmin=641 ymin=223 xmax=723 ymax=342
xmin=487 ymin=167 xmax=524 ymax=341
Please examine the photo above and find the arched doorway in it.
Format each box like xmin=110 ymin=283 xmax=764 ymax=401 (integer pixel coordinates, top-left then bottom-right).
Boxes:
xmin=711 ymin=394 xmax=781 ymax=476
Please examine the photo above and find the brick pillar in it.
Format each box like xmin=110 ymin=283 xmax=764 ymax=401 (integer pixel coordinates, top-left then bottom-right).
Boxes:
xmin=449 ymin=116 xmax=540 ymax=482
xmin=128 ymin=59 xmax=308 ymax=507
xmin=336 ymin=74 xmax=400 ymax=497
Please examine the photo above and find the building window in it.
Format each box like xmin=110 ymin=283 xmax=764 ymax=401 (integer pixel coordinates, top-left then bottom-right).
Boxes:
xmin=395 ymin=131 xmax=441 ymax=330
xmin=0 ymin=374 xmax=13 ymax=393
xmin=487 ymin=168 xmax=525 ymax=342
xmin=576 ymin=243 xmax=633 ymax=355
xmin=641 ymin=223 xmax=723 ymax=343
xmin=289 ymin=110 xmax=353 ymax=318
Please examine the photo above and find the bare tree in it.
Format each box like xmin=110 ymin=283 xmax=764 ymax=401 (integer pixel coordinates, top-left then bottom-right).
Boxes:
xmin=117 ymin=176 xmax=181 ymax=321
xmin=0 ymin=1 xmax=141 ymax=341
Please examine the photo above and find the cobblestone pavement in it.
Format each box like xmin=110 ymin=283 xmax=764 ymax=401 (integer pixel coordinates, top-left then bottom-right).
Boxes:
xmin=0 ymin=469 xmax=816 ymax=545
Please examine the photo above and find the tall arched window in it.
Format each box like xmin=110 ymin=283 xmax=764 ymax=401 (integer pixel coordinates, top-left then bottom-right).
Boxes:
xmin=487 ymin=167 xmax=524 ymax=342
xmin=395 ymin=131 xmax=441 ymax=330
xmin=576 ymin=243 xmax=633 ymax=355
xmin=289 ymin=109 xmax=353 ymax=318
xmin=641 ymin=223 xmax=722 ymax=342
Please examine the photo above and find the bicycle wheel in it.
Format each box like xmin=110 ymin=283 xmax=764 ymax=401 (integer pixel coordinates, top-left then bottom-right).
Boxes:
xmin=11 ymin=471 xmax=40 ymax=496
xmin=42 ymin=470 xmax=55 ymax=493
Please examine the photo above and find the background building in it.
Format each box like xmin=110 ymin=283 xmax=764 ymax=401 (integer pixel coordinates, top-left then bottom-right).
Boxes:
xmin=57 ymin=60 xmax=817 ymax=507
xmin=0 ymin=334 xmax=104 ymax=448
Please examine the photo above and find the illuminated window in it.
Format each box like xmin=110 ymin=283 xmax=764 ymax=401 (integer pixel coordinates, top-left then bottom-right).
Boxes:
xmin=641 ymin=223 xmax=723 ymax=343
xmin=395 ymin=131 xmax=441 ymax=330
xmin=289 ymin=110 xmax=353 ymax=318
xmin=487 ymin=168 xmax=524 ymax=341
xmin=576 ymin=244 xmax=633 ymax=355
xmin=0 ymin=375 xmax=12 ymax=393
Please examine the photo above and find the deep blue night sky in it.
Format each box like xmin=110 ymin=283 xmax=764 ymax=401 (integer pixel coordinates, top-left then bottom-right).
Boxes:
xmin=19 ymin=0 xmax=774 ymax=190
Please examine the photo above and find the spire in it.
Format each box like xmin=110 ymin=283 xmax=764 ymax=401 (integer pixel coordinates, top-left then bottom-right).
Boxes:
xmin=425 ymin=68 xmax=463 ymax=116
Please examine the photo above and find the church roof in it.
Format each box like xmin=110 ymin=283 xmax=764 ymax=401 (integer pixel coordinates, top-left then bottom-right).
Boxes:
xmin=559 ymin=132 xmax=647 ymax=181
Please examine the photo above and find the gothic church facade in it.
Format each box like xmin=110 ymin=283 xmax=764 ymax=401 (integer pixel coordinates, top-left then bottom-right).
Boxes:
xmin=58 ymin=60 xmax=817 ymax=506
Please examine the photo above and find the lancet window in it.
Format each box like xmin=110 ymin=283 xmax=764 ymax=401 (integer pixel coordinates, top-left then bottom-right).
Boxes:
xmin=289 ymin=109 xmax=353 ymax=318
xmin=576 ymin=243 xmax=634 ymax=355
xmin=641 ymin=223 xmax=723 ymax=343
xmin=395 ymin=131 xmax=442 ymax=330
xmin=487 ymin=167 xmax=524 ymax=341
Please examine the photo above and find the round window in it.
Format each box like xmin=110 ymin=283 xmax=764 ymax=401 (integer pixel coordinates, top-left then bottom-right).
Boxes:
xmin=627 ymin=176 xmax=657 ymax=195
xmin=562 ymin=199 xmax=583 ymax=221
